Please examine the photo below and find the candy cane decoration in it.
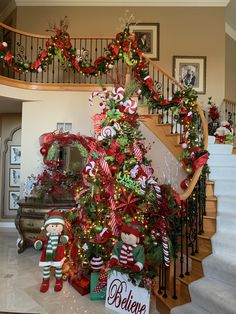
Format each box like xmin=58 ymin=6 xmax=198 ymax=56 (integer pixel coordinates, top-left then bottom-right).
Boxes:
xmin=140 ymin=164 xmax=153 ymax=178
xmin=110 ymin=211 xmax=120 ymax=237
xmin=162 ymin=232 xmax=170 ymax=267
xmin=89 ymin=89 xmax=108 ymax=106
xmin=133 ymin=142 xmax=143 ymax=162
xmin=98 ymin=152 xmax=112 ymax=177
xmin=147 ymin=177 xmax=162 ymax=202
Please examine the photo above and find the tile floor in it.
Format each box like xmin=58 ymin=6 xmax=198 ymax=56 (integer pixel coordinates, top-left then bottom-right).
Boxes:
xmin=0 ymin=229 xmax=160 ymax=314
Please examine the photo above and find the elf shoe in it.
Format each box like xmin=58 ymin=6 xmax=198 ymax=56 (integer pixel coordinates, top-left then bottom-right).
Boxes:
xmin=54 ymin=278 xmax=63 ymax=292
xmin=40 ymin=279 xmax=50 ymax=293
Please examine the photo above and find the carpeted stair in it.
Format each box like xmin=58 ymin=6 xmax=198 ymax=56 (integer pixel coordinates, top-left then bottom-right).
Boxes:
xmin=171 ymin=143 xmax=236 ymax=314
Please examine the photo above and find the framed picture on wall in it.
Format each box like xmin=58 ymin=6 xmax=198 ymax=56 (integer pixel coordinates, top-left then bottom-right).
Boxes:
xmin=129 ymin=23 xmax=160 ymax=60
xmin=10 ymin=145 xmax=21 ymax=165
xmin=9 ymin=168 xmax=20 ymax=187
xmin=9 ymin=191 xmax=20 ymax=210
xmin=173 ymin=56 xmax=207 ymax=94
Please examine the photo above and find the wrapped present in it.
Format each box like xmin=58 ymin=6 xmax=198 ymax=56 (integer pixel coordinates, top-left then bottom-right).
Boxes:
xmin=69 ymin=275 xmax=90 ymax=296
xmin=90 ymin=271 xmax=106 ymax=300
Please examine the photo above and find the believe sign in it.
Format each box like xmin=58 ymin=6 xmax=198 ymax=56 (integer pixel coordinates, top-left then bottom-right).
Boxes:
xmin=105 ymin=271 xmax=150 ymax=314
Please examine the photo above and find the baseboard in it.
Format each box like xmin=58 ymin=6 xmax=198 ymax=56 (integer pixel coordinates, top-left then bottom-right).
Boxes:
xmin=0 ymin=221 xmax=16 ymax=231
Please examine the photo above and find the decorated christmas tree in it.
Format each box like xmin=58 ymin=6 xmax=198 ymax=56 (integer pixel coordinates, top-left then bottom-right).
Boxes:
xmin=65 ymin=81 xmax=182 ymax=284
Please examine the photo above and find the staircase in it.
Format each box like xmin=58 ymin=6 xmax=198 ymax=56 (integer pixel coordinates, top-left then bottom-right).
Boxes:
xmin=171 ymin=143 xmax=236 ymax=314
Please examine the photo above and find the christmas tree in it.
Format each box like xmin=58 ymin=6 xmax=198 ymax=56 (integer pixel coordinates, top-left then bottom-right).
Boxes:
xmin=66 ymin=81 xmax=182 ymax=281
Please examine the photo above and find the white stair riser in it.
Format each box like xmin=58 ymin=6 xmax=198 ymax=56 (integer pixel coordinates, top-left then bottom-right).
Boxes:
xmin=208 ymin=154 xmax=236 ymax=167
xmin=189 ymin=279 xmax=236 ymax=314
xmin=209 ymin=166 xmax=236 ymax=180
xmin=217 ymin=216 xmax=236 ymax=232
xmin=211 ymin=234 xmax=236 ymax=257
xmin=214 ymin=181 xmax=236 ymax=196
xmin=217 ymin=196 xmax=236 ymax=214
xmin=208 ymin=144 xmax=233 ymax=155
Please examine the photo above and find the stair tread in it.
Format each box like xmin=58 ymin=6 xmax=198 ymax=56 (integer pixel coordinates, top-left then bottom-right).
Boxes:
xmin=190 ymin=277 xmax=236 ymax=312
xmin=154 ymin=282 xmax=190 ymax=312
xmin=190 ymin=251 xmax=212 ymax=262
xmin=203 ymin=215 xmax=216 ymax=220
xmin=178 ymin=273 xmax=202 ymax=286
xmin=171 ymin=302 xmax=210 ymax=314
xmin=198 ymin=233 xmax=212 ymax=240
xmin=206 ymin=180 xmax=214 ymax=185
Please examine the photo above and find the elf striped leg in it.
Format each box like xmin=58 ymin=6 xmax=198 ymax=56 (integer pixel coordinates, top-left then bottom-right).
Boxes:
xmin=54 ymin=267 xmax=63 ymax=292
xmin=40 ymin=266 xmax=50 ymax=293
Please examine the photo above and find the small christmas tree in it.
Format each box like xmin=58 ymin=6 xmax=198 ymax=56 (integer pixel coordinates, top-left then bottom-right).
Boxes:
xmin=66 ymin=82 xmax=182 ymax=282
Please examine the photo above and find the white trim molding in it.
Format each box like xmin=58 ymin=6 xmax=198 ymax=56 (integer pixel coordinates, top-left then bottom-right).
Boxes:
xmin=15 ymin=0 xmax=230 ymax=7
xmin=226 ymin=22 xmax=236 ymax=42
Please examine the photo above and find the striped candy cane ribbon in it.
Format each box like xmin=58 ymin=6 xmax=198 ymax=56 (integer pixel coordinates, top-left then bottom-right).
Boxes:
xmin=89 ymin=89 xmax=108 ymax=106
xmin=98 ymin=152 xmax=112 ymax=177
xmin=133 ymin=142 xmax=143 ymax=162
xmin=162 ymin=232 xmax=170 ymax=267
xmin=110 ymin=210 xmax=120 ymax=237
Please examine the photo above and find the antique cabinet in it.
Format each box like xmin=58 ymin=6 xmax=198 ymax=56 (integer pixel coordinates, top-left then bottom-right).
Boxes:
xmin=15 ymin=198 xmax=75 ymax=253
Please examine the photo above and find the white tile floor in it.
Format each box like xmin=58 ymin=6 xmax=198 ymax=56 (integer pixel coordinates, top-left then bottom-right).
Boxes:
xmin=0 ymin=229 xmax=160 ymax=314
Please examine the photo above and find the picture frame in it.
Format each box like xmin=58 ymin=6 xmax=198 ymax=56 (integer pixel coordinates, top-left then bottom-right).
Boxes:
xmin=9 ymin=168 xmax=21 ymax=187
xmin=9 ymin=191 xmax=20 ymax=210
xmin=10 ymin=145 xmax=21 ymax=165
xmin=173 ymin=56 xmax=207 ymax=94
xmin=129 ymin=23 xmax=160 ymax=60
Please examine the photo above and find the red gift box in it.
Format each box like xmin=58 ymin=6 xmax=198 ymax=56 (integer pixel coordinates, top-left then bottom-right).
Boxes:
xmin=69 ymin=275 xmax=90 ymax=296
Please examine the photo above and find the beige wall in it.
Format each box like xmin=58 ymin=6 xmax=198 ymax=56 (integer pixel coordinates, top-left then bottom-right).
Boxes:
xmin=16 ymin=6 xmax=226 ymax=106
xmin=225 ymin=34 xmax=236 ymax=100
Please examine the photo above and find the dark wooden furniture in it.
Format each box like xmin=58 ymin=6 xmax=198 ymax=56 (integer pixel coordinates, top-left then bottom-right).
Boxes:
xmin=15 ymin=197 xmax=75 ymax=253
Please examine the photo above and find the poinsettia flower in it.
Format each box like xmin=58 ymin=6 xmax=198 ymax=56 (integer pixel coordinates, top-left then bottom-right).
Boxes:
xmin=40 ymin=49 xmax=48 ymax=59
xmin=5 ymin=51 xmax=12 ymax=65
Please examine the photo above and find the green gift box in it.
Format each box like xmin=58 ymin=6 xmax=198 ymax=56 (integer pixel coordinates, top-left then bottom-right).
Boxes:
xmin=90 ymin=272 xmax=106 ymax=301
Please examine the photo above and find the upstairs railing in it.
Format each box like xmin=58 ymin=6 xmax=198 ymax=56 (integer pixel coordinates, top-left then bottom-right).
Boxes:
xmin=0 ymin=22 xmax=209 ymax=307
xmin=0 ymin=23 xmax=126 ymax=85
xmin=222 ymin=98 xmax=236 ymax=136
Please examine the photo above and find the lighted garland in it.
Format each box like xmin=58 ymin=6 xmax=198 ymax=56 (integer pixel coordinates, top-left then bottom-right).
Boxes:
xmin=0 ymin=25 xmax=208 ymax=186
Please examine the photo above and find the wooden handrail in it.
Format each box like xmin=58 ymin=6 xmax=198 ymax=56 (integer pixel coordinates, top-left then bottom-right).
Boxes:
xmin=0 ymin=75 xmax=112 ymax=91
xmin=0 ymin=22 xmax=114 ymax=40
xmin=223 ymin=98 xmax=236 ymax=106
xmin=139 ymin=58 xmax=209 ymax=201
xmin=144 ymin=55 xmax=183 ymax=89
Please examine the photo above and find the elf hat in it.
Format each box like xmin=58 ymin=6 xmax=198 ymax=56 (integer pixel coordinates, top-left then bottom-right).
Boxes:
xmin=122 ymin=221 xmax=142 ymax=238
xmin=44 ymin=209 xmax=65 ymax=226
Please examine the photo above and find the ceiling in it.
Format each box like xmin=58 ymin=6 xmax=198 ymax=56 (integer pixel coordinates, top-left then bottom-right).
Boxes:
xmin=0 ymin=0 xmax=235 ymax=113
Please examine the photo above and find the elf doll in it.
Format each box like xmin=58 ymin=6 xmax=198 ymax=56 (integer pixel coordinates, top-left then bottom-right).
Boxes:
xmin=110 ymin=221 xmax=144 ymax=272
xmin=34 ymin=209 xmax=69 ymax=293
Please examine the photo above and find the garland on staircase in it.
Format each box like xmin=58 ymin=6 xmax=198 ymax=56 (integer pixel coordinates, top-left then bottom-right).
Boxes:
xmin=0 ymin=20 xmax=208 ymax=189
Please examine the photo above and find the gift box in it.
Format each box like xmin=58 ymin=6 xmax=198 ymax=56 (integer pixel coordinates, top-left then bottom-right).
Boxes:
xmin=69 ymin=275 xmax=90 ymax=296
xmin=90 ymin=272 xmax=106 ymax=300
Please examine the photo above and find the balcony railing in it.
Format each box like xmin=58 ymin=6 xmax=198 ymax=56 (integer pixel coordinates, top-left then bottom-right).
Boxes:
xmin=0 ymin=23 xmax=127 ymax=85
